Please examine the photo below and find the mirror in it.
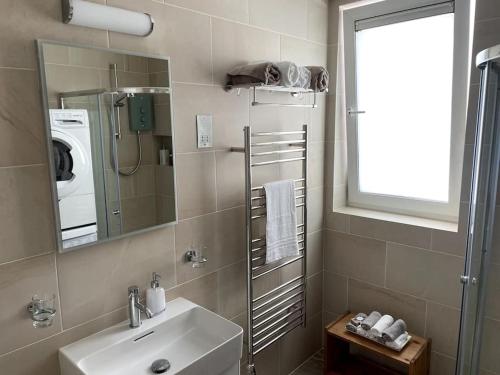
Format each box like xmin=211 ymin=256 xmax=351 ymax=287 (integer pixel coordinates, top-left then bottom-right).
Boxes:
xmin=37 ymin=41 xmax=177 ymax=252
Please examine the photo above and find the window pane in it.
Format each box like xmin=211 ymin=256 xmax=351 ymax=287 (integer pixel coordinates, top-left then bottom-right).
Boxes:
xmin=355 ymin=13 xmax=454 ymax=202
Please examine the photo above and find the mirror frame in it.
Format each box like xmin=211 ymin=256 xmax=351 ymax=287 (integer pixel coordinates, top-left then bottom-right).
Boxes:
xmin=36 ymin=39 xmax=178 ymax=253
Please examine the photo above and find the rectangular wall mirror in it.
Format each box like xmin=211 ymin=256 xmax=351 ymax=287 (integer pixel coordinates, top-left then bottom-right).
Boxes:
xmin=37 ymin=41 xmax=177 ymax=252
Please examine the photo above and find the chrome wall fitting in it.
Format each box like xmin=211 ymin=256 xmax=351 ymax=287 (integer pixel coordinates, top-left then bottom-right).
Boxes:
xmin=185 ymin=249 xmax=208 ymax=268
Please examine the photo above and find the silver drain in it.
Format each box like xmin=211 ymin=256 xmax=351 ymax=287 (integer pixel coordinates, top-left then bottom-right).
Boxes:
xmin=151 ymin=359 xmax=171 ymax=374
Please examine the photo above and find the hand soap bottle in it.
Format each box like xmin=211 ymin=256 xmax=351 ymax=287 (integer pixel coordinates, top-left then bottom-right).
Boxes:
xmin=146 ymin=272 xmax=166 ymax=316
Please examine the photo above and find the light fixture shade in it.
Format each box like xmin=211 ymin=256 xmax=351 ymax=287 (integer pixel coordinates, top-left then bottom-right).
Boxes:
xmin=62 ymin=0 xmax=154 ymax=37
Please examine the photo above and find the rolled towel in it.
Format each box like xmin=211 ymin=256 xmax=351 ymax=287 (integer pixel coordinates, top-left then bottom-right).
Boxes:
xmin=306 ymin=66 xmax=329 ymax=92
xmin=369 ymin=314 xmax=394 ymax=337
xmin=295 ymin=66 xmax=311 ymax=89
xmin=382 ymin=319 xmax=408 ymax=342
xmin=350 ymin=313 xmax=368 ymax=327
xmin=386 ymin=332 xmax=410 ymax=351
xmin=346 ymin=322 xmax=357 ymax=333
xmin=356 ymin=325 xmax=369 ymax=337
xmin=226 ymin=62 xmax=281 ymax=87
xmin=360 ymin=311 xmax=382 ymax=331
xmin=275 ymin=61 xmax=300 ymax=87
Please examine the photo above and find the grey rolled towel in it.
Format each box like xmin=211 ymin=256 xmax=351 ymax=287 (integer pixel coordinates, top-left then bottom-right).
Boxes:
xmin=350 ymin=313 xmax=368 ymax=327
xmin=345 ymin=322 xmax=357 ymax=333
xmin=306 ymin=66 xmax=329 ymax=92
xmin=360 ymin=311 xmax=382 ymax=331
xmin=226 ymin=62 xmax=281 ymax=87
xmin=382 ymin=319 xmax=407 ymax=342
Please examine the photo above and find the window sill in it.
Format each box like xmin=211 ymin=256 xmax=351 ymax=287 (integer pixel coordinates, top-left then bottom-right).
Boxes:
xmin=333 ymin=206 xmax=459 ymax=232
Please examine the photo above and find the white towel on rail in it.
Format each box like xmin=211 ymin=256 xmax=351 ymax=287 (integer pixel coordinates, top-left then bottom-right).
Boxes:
xmin=264 ymin=180 xmax=299 ymax=264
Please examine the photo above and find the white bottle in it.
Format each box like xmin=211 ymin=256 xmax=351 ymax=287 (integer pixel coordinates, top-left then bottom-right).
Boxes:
xmin=146 ymin=272 xmax=166 ymax=316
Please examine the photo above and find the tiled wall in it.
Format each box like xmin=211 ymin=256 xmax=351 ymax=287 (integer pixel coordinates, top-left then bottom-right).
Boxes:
xmin=323 ymin=1 xmax=500 ymax=374
xmin=0 ymin=1 xmax=328 ymax=374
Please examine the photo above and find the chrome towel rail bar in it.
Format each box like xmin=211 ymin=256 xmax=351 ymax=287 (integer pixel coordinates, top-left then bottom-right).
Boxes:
xmin=230 ymin=125 xmax=308 ymax=375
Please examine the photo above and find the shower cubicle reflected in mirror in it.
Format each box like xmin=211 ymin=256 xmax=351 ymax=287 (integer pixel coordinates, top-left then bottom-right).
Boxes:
xmin=37 ymin=41 xmax=177 ymax=252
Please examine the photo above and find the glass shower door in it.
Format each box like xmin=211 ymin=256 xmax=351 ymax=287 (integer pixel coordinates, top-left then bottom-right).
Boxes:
xmin=456 ymin=58 xmax=500 ymax=374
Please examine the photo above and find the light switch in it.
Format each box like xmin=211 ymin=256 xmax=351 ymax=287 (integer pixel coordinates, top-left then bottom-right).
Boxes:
xmin=196 ymin=114 xmax=213 ymax=148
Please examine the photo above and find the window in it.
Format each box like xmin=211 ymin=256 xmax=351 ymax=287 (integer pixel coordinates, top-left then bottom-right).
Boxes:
xmin=342 ymin=0 xmax=469 ymax=222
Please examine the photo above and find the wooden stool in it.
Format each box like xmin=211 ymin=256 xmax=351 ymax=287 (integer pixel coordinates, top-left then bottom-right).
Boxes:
xmin=324 ymin=313 xmax=431 ymax=375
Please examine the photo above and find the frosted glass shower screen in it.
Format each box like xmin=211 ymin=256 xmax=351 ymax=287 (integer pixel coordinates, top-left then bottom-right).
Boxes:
xmin=354 ymin=13 xmax=454 ymax=201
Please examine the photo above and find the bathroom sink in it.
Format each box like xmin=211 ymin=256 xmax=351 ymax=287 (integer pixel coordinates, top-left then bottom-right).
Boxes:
xmin=59 ymin=298 xmax=243 ymax=375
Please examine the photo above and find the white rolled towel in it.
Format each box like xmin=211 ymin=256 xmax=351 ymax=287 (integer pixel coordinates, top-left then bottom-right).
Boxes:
xmin=295 ymin=66 xmax=311 ymax=89
xmin=369 ymin=314 xmax=394 ymax=337
xmin=275 ymin=61 xmax=300 ymax=87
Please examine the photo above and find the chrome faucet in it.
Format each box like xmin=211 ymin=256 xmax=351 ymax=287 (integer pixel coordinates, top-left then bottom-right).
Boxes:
xmin=128 ymin=285 xmax=153 ymax=328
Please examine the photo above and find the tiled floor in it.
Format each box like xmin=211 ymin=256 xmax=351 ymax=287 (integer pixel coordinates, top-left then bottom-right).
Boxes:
xmin=290 ymin=350 xmax=323 ymax=375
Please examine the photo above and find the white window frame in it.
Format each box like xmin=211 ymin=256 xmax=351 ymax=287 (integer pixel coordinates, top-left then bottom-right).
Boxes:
xmin=343 ymin=0 xmax=469 ymax=223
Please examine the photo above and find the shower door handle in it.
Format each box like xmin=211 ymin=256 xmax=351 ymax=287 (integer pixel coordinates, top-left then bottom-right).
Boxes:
xmin=460 ymin=275 xmax=470 ymax=284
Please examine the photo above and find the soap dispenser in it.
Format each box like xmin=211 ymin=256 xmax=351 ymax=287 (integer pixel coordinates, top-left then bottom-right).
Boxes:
xmin=146 ymin=272 xmax=166 ymax=316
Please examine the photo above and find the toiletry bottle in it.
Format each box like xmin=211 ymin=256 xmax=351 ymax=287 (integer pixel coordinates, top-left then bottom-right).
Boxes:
xmin=146 ymin=272 xmax=166 ymax=316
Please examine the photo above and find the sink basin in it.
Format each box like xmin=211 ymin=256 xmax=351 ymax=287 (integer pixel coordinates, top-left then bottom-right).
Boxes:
xmin=59 ymin=298 xmax=243 ymax=375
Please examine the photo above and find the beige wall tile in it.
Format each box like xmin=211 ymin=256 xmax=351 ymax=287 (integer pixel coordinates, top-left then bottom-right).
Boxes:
xmin=175 ymin=152 xmax=216 ymax=219
xmin=212 ymin=18 xmax=281 ymax=85
xmin=349 ymin=215 xmax=432 ymax=249
xmin=426 ymin=303 xmax=461 ymax=357
xmin=308 ymin=142 xmax=325 ymax=189
xmin=0 ymin=165 xmax=56 ymax=264
xmin=0 ymin=69 xmax=47 ymax=167
xmin=279 ymin=312 xmax=322 ymax=375
xmin=308 ymin=186 xmax=325 ymax=233
xmin=249 ymin=0 xmax=308 ymax=39
xmin=0 ymin=307 xmax=127 ymax=375
xmin=0 ymin=254 xmax=61 ymax=356
xmin=167 ymin=272 xmax=219 ymax=313
xmin=307 ymin=0 xmax=329 ymax=44
xmin=485 ymin=262 xmax=500 ymax=321
xmin=174 ymin=206 xmax=245 ymax=283
xmin=475 ymin=4 xmax=500 ymax=22
xmin=253 ymin=342 xmax=280 ymax=375
xmin=117 ymin=165 xmax=155 ymax=200
xmin=215 ymin=150 xmax=245 ymax=210
xmin=0 ymin=0 xmax=108 ymax=69
xmin=307 ymin=230 xmax=324 ymax=276
xmin=324 ymin=210 xmax=348 ymax=232
xmin=478 ymin=318 xmax=500 ymax=373
xmin=306 ymin=272 xmax=324 ymax=317
xmin=164 ymin=0 xmax=249 ymax=23
xmin=471 ymin=19 xmax=500 ymax=84
xmin=217 ymin=261 xmax=246 ymax=319
xmin=430 ymin=352 xmax=456 ymax=375
xmin=108 ymin=0 xmax=212 ymax=84
xmin=324 ymin=231 xmax=386 ymax=286
xmin=44 ymin=64 xmax=103 ymax=103
xmin=323 ymin=271 xmax=348 ymax=315
xmin=57 ymin=226 xmax=176 ymax=328
xmin=281 ymin=36 xmax=328 ymax=67
xmin=348 ymin=278 xmax=427 ymax=335
xmin=431 ymin=202 xmax=468 ymax=257
xmin=309 ymin=93 xmax=327 ymax=142
xmin=386 ymin=243 xmax=463 ymax=307
xmin=121 ymin=195 xmax=157 ymax=232
xmin=172 ymin=83 xmax=249 ymax=153
xmin=68 ymin=46 xmax=126 ymax=70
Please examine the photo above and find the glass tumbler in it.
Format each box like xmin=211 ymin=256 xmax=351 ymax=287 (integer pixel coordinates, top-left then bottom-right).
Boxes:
xmin=28 ymin=294 xmax=56 ymax=328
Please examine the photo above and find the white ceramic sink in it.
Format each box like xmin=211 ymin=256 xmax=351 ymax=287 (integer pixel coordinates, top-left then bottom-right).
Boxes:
xmin=59 ymin=298 xmax=243 ymax=375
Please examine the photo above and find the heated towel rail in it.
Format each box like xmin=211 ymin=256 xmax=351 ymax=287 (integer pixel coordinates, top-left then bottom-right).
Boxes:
xmin=231 ymin=125 xmax=308 ymax=375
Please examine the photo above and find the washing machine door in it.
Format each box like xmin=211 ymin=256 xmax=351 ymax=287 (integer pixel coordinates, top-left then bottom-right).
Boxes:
xmin=51 ymin=129 xmax=91 ymax=198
